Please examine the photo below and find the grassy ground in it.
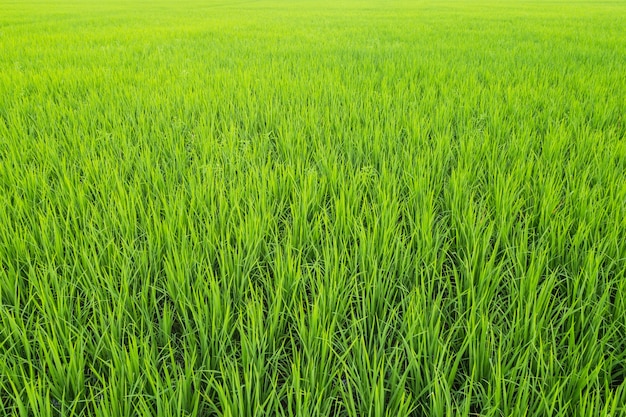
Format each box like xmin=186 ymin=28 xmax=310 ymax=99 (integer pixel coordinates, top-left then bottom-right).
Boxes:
xmin=1 ymin=0 xmax=625 ymax=415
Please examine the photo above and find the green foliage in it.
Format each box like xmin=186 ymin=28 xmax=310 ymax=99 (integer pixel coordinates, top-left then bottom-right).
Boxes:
xmin=1 ymin=0 xmax=625 ymax=415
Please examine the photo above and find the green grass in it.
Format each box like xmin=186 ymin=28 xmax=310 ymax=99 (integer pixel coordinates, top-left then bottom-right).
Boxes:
xmin=1 ymin=0 xmax=625 ymax=415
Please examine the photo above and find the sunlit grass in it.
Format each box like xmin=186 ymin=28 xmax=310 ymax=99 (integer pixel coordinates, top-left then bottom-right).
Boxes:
xmin=1 ymin=0 xmax=625 ymax=415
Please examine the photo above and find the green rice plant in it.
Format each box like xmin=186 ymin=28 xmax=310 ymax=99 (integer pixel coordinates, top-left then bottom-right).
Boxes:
xmin=1 ymin=0 xmax=625 ymax=416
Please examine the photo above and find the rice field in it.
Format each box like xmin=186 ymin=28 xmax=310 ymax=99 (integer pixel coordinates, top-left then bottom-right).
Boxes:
xmin=1 ymin=0 xmax=625 ymax=415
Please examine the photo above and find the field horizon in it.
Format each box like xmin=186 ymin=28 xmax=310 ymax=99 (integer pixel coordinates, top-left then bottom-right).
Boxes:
xmin=1 ymin=1 xmax=625 ymax=416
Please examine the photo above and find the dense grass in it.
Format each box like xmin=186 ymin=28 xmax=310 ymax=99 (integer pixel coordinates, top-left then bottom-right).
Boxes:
xmin=1 ymin=0 xmax=626 ymax=415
